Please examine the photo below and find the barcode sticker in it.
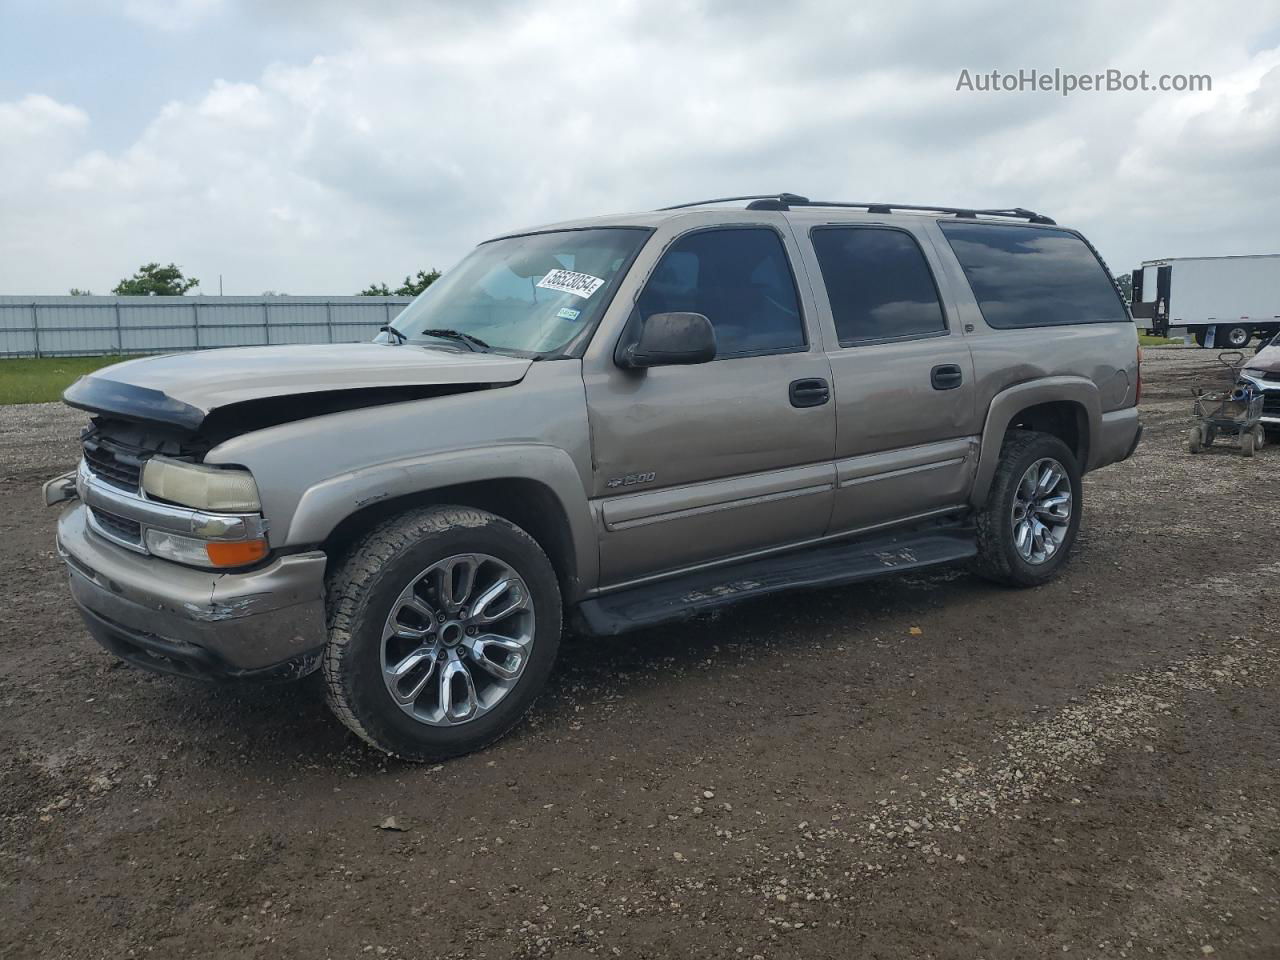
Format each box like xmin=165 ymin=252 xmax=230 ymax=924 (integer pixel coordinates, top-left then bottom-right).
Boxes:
xmin=537 ymin=269 xmax=605 ymax=299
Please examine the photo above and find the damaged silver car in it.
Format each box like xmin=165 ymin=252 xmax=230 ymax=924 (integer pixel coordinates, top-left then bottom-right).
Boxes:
xmin=46 ymin=194 xmax=1142 ymax=760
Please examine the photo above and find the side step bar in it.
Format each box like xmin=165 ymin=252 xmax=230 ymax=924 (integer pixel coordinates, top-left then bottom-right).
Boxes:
xmin=576 ymin=527 xmax=977 ymax=636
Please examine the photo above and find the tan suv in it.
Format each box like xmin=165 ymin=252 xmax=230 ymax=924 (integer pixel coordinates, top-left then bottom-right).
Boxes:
xmin=45 ymin=193 xmax=1142 ymax=760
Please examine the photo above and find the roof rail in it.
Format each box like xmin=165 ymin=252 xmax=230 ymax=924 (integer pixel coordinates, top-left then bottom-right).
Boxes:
xmin=658 ymin=193 xmax=811 ymax=211
xmin=657 ymin=193 xmax=1056 ymax=225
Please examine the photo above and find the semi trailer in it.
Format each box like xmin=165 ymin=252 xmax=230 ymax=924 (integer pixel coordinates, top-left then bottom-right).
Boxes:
xmin=1131 ymin=254 xmax=1280 ymax=348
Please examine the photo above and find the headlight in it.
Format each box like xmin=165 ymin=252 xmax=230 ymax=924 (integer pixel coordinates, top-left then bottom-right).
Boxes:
xmin=142 ymin=457 xmax=261 ymax=512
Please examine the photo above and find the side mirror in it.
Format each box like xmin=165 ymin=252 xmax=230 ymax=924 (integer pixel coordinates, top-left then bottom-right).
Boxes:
xmin=616 ymin=312 xmax=716 ymax=368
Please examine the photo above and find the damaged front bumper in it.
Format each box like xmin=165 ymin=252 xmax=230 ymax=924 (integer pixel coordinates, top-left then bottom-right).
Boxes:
xmin=56 ymin=503 xmax=328 ymax=681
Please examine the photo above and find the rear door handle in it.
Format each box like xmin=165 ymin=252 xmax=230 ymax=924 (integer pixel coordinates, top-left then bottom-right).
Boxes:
xmin=789 ymin=377 xmax=830 ymax=408
xmin=931 ymin=364 xmax=963 ymax=391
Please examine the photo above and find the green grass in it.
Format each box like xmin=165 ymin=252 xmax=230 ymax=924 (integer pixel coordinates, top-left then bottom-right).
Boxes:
xmin=0 ymin=355 xmax=135 ymax=405
xmin=1139 ymin=334 xmax=1181 ymax=346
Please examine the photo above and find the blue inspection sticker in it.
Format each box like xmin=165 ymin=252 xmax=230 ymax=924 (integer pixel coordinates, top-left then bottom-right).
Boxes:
xmin=556 ymin=307 xmax=581 ymax=321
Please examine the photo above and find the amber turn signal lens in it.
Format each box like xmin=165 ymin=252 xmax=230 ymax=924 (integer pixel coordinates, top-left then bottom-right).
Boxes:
xmin=204 ymin=539 xmax=269 ymax=567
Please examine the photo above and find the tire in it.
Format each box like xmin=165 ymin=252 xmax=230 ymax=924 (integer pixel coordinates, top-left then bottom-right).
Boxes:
xmin=1188 ymin=425 xmax=1203 ymax=454
xmin=1223 ymin=326 xmax=1251 ymax=348
xmin=322 ymin=505 xmax=562 ymax=762
xmin=1254 ymin=425 xmax=1266 ymax=450
xmin=974 ymin=431 xmax=1082 ymax=587
xmin=1241 ymin=431 xmax=1255 ymax=457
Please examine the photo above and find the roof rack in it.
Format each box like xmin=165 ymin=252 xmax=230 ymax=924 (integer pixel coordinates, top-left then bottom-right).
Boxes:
xmin=658 ymin=193 xmax=1056 ymax=225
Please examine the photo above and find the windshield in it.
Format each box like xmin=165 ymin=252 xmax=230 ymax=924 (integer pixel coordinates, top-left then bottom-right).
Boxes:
xmin=385 ymin=227 xmax=651 ymax=357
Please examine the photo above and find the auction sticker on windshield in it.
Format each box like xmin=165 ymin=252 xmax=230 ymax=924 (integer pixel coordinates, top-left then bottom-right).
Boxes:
xmin=537 ymin=269 xmax=605 ymax=299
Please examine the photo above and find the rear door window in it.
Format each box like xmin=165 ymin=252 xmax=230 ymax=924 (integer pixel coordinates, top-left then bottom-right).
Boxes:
xmin=809 ymin=227 xmax=947 ymax=345
xmin=939 ymin=222 xmax=1128 ymax=328
xmin=638 ymin=228 xmax=806 ymax=357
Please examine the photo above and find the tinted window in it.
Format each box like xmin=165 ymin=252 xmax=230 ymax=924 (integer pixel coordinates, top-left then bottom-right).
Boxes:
xmin=939 ymin=223 xmax=1129 ymax=328
xmin=810 ymin=228 xmax=946 ymax=344
xmin=638 ymin=228 xmax=805 ymax=356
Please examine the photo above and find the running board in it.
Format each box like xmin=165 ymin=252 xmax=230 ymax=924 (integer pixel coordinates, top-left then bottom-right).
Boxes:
xmin=575 ymin=528 xmax=977 ymax=636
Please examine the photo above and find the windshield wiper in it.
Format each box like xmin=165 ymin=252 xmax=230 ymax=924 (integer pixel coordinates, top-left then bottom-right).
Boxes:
xmin=380 ymin=324 xmax=407 ymax=344
xmin=417 ymin=328 xmax=491 ymax=353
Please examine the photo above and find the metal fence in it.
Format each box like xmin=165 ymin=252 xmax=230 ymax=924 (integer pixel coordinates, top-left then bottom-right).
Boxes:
xmin=0 ymin=296 xmax=414 ymax=359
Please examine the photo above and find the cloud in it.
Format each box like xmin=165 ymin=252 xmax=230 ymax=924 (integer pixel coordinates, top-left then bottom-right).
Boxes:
xmin=1 ymin=0 xmax=1278 ymax=294
xmin=121 ymin=0 xmax=226 ymax=32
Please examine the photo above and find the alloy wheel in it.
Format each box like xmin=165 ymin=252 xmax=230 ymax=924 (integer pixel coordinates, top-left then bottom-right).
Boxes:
xmin=1010 ymin=457 xmax=1072 ymax=565
xmin=380 ymin=553 xmax=534 ymax=726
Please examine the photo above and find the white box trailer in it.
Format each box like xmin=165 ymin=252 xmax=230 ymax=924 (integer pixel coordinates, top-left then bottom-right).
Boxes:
xmin=1130 ymin=254 xmax=1280 ymax=348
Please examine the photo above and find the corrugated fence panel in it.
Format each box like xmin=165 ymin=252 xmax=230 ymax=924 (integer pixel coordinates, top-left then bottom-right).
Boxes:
xmin=0 ymin=296 xmax=414 ymax=358
xmin=0 ymin=304 xmax=38 ymax=357
xmin=196 ymin=302 xmax=271 ymax=348
xmin=266 ymin=301 xmax=327 ymax=345
xmin=328 ymin=301 xmax=394 ymax=342
xmin=118 ymin=302 xmax=198 ymax=354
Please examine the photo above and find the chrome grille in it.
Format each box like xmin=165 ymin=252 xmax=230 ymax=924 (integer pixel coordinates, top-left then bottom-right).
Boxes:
xmin=90 ymin=507 xmax=143 ymax=545
xmin=82 ymin=438 xmax=143 ymax=491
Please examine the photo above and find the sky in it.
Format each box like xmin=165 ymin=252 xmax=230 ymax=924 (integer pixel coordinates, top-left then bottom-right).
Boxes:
xmin=0 ymin=0 xmax=1278 ymax=296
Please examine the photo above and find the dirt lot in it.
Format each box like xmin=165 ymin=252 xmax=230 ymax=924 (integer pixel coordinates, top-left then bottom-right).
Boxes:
xmin=1 ymin=348 xmax=1277 ymax=959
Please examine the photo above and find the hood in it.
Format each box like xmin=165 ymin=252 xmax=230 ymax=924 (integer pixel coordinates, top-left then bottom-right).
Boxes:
xmin=1245 ymin=342 xmax=1280 ymax=376
xmin=64 ymin=343 xmax=532 ymax=433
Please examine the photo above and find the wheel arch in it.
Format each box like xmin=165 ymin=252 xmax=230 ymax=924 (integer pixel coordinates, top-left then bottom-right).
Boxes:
xmin=969 ymin=378 xmax=1101 ymax=507
xmin=288 ymin=446 xmax=597 ymax=601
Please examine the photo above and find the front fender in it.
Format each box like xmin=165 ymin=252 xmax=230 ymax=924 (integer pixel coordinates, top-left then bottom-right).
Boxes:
xmin=286 ymin=443 xmax=599 ymax=591
xmin=969 ymin=377 xmax=1101 ymax=507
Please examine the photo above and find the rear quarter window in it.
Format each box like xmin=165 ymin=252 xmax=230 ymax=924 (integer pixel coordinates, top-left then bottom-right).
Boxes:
xmin=939 ymin=222 xmax=1128 ymax=328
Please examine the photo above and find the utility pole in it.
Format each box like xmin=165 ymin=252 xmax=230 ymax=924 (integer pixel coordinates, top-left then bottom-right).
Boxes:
xmin=219 ymin=274 xmax=224 ymax=296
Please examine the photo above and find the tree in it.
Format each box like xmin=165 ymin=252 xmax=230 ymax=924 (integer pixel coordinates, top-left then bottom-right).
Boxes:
xmin=1114 ymin=272 xmax=1133 ymax=304
xmin=395 ymin=269 xmax=441 ymax=296
xmin=113 ymin=262 xmax=200 ymax=296
xmin=358 ymin=268 xmax=440 ymax=297
xmin=68 ymin=287 xmax=92 ymax=296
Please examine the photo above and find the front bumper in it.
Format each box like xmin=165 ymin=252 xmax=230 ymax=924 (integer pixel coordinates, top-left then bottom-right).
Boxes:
xmin=57 ymin=503 xmax=328 ymax=680
xmin=1235 ymin=376 xmax=1280 ymax=426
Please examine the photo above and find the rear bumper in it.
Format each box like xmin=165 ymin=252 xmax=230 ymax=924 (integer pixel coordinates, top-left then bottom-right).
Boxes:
xmin=1092 ymin=406 xmax=1142 ymax=469
xmin=57 ymin=503 xmax=328 ymax=680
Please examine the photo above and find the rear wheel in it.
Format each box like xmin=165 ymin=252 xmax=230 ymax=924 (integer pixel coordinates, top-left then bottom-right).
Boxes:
xmin=323 ymin=506 xmax=562 ymax=761
xmin=1222 ymin=325 xmax=1251 ymax=349
xmin=975 ymin=431 xmax=1081 ymax=587
xmin=1188 ymin=425 xmax=1203 ymax=453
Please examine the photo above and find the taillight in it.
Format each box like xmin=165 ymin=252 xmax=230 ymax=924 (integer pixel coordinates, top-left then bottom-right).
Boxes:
xmin=1135 ymin=345 xmax=1143 ymax=405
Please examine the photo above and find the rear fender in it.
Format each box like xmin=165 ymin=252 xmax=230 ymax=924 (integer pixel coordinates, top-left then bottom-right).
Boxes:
xmin=969 ymin=378 xmax=1101 ymax=507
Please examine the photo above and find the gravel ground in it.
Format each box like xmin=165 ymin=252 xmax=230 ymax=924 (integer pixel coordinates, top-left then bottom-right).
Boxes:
xmin=1 ymin=347 xmax=1278 ymax=959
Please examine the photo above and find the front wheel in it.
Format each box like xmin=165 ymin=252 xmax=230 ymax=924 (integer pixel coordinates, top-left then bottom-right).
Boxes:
xmin=974 ymin=431 xmax=1082 ymax=587
xmin=322 ymin=506 xmax=562 ymax=761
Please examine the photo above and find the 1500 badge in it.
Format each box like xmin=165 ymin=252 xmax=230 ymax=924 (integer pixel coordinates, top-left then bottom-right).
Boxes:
xmin=606 ymin=472 xmax=656 ymax=489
